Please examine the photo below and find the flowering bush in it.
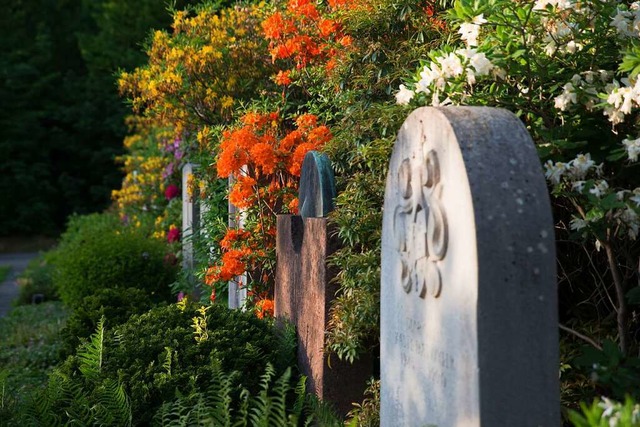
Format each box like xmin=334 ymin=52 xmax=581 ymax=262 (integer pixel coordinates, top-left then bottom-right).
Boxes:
xmin=261 ymin=0 xmax=357 ymax=78
xmin=119 ymin=3 xmax=272 ymax=137
xmin=205 ymin=111 xmax=332 ymax=313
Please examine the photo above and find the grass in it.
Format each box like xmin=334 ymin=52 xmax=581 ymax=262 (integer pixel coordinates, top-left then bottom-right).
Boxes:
xmin=0 ymin=266 xmax=10 ymax=283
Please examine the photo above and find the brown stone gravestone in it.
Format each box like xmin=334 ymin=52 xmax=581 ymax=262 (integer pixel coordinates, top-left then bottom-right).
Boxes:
xmin=381 ymin=107 xmax=559 ymax=426
xmin=275 ymin=151 xmax=372 ymax=417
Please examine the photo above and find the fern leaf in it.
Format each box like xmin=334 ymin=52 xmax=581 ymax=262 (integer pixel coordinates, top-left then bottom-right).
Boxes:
xmin=77 ymin=315 xmax=106 ymax=381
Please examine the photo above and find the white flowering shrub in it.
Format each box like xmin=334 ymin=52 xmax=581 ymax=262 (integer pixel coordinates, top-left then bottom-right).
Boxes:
xmin=397 ymin=0 xmax=640 ymax=361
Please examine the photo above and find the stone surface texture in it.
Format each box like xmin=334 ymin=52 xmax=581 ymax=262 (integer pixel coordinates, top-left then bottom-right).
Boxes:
xmin=298 ymin=151 xmax=336 ymax=219
xmin=275 ymin=214 xmax=372 ymax=417
xmin=380 ymin=106 xmax=559 ymax=426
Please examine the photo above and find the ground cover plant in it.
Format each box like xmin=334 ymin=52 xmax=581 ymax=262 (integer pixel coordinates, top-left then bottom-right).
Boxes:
xmin=56 ymin=301 xmax=298 ymax=425
xmin=0 ymin=302 xmax=68 ymax=425
xmin=14 ymin=253 xmax=58 ymax=306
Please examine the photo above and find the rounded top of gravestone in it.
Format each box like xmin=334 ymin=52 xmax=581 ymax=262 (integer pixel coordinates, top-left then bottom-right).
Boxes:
xmin=298 ymin=151 xmax=336 ymax=219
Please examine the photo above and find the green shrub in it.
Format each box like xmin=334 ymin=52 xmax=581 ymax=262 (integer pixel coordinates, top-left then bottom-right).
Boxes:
xmin=59 ymin=287 xmax=159 ymax=358
xmin=15 ymin=253 xmax=58 ymax=306
xmin=53 ymin=213 xmax=176 ymax=308
xmin=59 ymin=302 xmax=296 ymax=425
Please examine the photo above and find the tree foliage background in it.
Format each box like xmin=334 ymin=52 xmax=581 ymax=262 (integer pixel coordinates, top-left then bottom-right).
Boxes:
xmin=0 ymin=0 xmax=197 ymax=235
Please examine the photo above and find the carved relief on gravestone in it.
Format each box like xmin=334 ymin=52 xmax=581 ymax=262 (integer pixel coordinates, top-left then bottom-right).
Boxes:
xmin=393 ymin=149 xmax=448 ymax=299
xmin=381 ymin=107 xmax=559 ymax=427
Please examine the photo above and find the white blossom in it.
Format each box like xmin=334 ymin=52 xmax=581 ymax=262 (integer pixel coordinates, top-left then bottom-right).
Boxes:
xmin=589 ymin=180 xmax=609 ymax=198
xmin=630 ymin=188 xmax=640 ymax=207
xmin=623 ymin=137 xmax=640 ymax=161
xmin=544 ymin=160 xmax=568 ymax=184
xmin=617 ymin=190 xmax=629 ymax=201
xmin=416 ymin=63 xmax=445 ymax=94
xmin=534 ymin=0 xmax=573 ymax=11
xmin=569 ymin=153 xmax=595 ymax=178
xmin=611 ymin=9 xmax=632 ymax=36
xmin=395 ymin=84 xmax=415 ymax=105
xmin=458 ymin=15 xmax=486 ymax=47
xmin=565 ymin=40 xmax=582 ymax=54
xmin=468 ymin=51 xmax=493 ymax=75
xmin=554 ymin=82 xmax=577 ymax=111
xmin=572 ymin=181 xmax=586 ymax=192
xmin=570 ymin=217 xmax=588 ymax=231
xmin=438 ymin=53 xmax=464 ymax=78
xmin=604 ymin=106 xmax=625 ymax=125
xmin=491 ymin=67 xmax=507 ymax=80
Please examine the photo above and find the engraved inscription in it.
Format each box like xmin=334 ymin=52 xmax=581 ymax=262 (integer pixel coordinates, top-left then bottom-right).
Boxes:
xmin=393 ymin=149 xmax=448 ymax=298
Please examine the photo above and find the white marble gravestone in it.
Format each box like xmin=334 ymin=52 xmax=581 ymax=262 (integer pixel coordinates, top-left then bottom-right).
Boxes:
xmin=182 ymin=163 xmax=198 ymax=271
xmin=380 ymin=107 xmax=559 ymax=426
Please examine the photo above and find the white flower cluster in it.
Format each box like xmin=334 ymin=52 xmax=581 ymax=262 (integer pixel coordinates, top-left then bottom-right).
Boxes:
xmin=395 ymin=48 xmax=498 ymax=105
xmin=610 ymin=3 xmax=640 ymax=38
xmin=544 ymin=153 xmax=600 ymax=184
xmin=604 ymin=77 xmax=640 ymax=125
xmin=458 ymin=15 xmax=487 ymax=47
xmin=554 ymin=72 xmax=604 ymax=111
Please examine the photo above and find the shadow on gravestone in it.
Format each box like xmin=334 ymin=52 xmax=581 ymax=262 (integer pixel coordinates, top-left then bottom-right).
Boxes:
xmin=380 ymin=107 xmax=559 ymax=426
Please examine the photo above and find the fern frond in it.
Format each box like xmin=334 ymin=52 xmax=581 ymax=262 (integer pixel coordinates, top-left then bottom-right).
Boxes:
xmin=162 ymin=346 xmax=173 ymax=376
xmin=92 ymin=379 xmax=132 ymax=427
xmin=77 ymin=315 xmax=105 ymax=381
xmin=304 ymin=393 xmax=343 ymax=427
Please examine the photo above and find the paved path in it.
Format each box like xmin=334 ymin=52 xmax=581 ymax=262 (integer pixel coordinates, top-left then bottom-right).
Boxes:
xmin=0 ymin=252 xmax=39 ymax=317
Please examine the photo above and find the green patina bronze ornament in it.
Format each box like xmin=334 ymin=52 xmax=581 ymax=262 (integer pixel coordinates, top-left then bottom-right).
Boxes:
xmin=298 ymin=151 xmax=336 ymax=218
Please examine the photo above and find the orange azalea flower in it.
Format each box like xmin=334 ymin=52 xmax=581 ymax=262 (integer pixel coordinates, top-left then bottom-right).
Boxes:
xmin=229 ymin=175 xmax=256 ymax=209
xmin=229 ymin=127 xmax=260 ymax=150
xmin=205 ymin=266 xmax=219 ymax=286
xmin=262 ymin=12 xmax=285 ymax=39
xmin=280 ymin=129 xmax=303 ymax=151
xmin=275 ymin=70 xmax=292 ymax=86
xmin=338 ymin=35 xmax=353 ymax=47
xmin=216 ymin=145 xmax=248 ymax=178
xmin=295 ymin=113 xmax=318 ymax=131
xmin=256 ymin=298 xmax=275 ymax=319
xmin=220 ymin=228 xmax=251 ymax=249
xmin=289 ymin=142 xmax=315 ymax=176
xmin=307 ymin=125 xmax=332 ymax=147
xmin=218 ymin=249 xmax=246 ymax=281
xmin=287 ymin=0 xmax=319 ymax=19
xmin=242 ymin=112 xmax=267 ymax=128
xmin=325 ymin=57 xmax=337 ymax=72
xmin=288 ymin=197 xmax=299 ymax=214
xmin=318 ymin=19 xmax=338 ymax=38
xmin=250 ymin=143 xmax=278 ymax=175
